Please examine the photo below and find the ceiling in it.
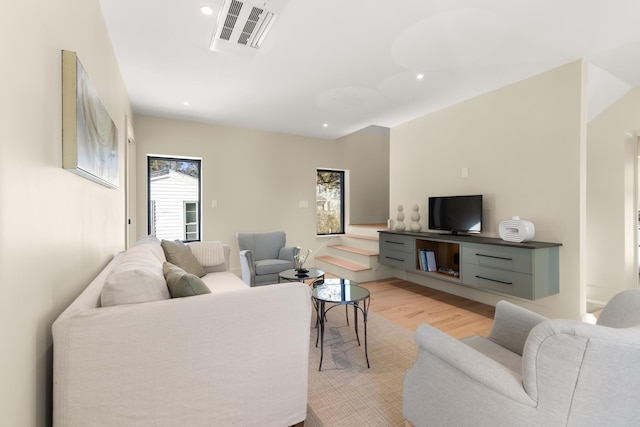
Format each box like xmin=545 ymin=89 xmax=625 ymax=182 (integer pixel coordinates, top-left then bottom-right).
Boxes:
xmin=99 ymin=0 xmax=640 ymax=140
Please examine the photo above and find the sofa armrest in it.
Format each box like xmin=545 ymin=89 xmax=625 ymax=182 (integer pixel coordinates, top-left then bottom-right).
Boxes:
xmin=238 ymin=249 xmax=255 ymax=285
xmin=487 ymin=300 xmax=547 ymax=356
xmin=278 ymin=246 xmax=299 ymax=262
xmin=412 ymin=323 xmax=534 ymax=405
xmin=53 ymin=282 xmax=311 ymax=426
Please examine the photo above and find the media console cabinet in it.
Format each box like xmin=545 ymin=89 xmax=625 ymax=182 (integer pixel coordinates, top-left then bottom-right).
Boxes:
xmin=378 ymin=230 xmax=561 ymax=300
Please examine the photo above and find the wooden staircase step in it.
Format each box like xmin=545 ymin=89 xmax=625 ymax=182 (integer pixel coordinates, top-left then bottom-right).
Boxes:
xmin=329 ymin=245 xmax=378 ymax=257
xmin=316 ymin=255 xmax=370 ymax=272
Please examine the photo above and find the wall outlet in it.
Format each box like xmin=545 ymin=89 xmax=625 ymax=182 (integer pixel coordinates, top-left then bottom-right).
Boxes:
xmin=461 ymin=167 xmax=469 ymax=178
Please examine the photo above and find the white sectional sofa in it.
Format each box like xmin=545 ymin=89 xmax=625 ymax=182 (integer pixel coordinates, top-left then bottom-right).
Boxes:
xmin=53 ymin=236 xmax=311 ymax=427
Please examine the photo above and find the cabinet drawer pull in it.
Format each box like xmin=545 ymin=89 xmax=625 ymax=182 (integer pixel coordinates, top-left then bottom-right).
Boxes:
xmin=385 ymin=256 xmax=405 ymax=262
xmin=475 ymin=253 xmax=513 ymax=261
xmin=475 ymin=275 xmax=513 ymax=286
xmin=385 ymin=240 xmax=404 ymax=245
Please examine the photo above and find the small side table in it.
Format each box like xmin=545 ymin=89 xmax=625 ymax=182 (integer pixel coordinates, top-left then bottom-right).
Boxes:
xmin=278 ymin=268 xmax=325 ymax=286
xmin=311 ymin=280 xmax=370 ymax=371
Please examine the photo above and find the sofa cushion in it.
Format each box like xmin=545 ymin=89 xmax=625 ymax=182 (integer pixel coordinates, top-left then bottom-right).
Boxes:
xmin=101 ymin=245 xmax=170 ymax=307
xmin=134 ymin=235 xmax=161 ymax=246
xmin=163 ymin=262 xmax=211 ymax=298
xmin=161 ymin=239 xmax=206 ymax=277
xmin=255 ymin=259 xmax=293 ymax=276
xmin=134 ymin=235 xmax=166 ymax=263
xmin=200 ymin=271 xmax=250 ymax=294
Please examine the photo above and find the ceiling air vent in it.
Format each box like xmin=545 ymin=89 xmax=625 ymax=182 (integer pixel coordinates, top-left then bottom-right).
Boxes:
xmin=209 ymin=0 xmax=288 ymax=56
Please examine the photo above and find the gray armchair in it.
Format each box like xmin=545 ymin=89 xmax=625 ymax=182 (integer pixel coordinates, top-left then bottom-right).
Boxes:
xmin=236 ymin=231 xmax=299 ymax=286
xmin=403 ymin=289 xmax=640 ymax=427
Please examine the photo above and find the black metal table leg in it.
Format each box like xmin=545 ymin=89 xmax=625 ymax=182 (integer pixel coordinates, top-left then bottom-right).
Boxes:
xmin=354 ymin=302 xmax=360 ymax=345
xmin=363 ymin=297 xmax=370 ymax=368
xmin=315 ymin=298 xmax=321 ymax=347
xmin=318 ymin=300 xmax=325 ymax=371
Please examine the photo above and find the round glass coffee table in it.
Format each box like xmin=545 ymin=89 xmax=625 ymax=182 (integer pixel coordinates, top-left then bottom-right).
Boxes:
xmin=278 ymin=268 xmax=324 ymax=285
xmin=311 ymin=279 xmax=370 ymax=371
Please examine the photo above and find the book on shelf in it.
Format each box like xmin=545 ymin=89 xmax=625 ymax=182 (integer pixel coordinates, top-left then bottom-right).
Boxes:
xmin=425 ymin=250 xmax=437 ymax=272
xmin=418 ymin=249 xmax=437 ymax=272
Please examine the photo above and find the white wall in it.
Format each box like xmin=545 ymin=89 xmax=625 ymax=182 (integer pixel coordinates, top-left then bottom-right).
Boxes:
xmin=134 ymin=116 xmax=389 ymax=274
xmin=0 ymin=1 xmax=131 ymax=425
xmin=338 ymin=125 xmax=390 ymax=225
xmin=390 ymin=61 xmax=587 ymax=319
xmin=586 ymin=87 xmax=640 ymax=304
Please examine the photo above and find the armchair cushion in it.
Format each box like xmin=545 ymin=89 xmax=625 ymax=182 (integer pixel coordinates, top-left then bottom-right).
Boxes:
xmin=487 ymin=300 xmax=547 ymax=356
xmin=255 ymin=259 xmax=294 ymax=276
xmin=278 ymin=246 xmax=297 ymax=262
xmin=237 ymin=232 xmax=286 ymax=261
xmin=461 ymin=335 xmax=522 ymax=373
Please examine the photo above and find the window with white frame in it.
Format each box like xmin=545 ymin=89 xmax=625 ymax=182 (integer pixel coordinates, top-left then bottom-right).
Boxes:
xmin=183 ymin=201 xmax=199 ymax=241
xmin=148 ymin=156 xmax=201 ymax=242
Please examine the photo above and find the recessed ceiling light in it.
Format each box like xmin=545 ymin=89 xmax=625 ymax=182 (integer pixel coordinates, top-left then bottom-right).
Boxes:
xmin=183 ymin=101 xmax=190 ymax=106
xmin=200 ymin=5 xmax=214 ymax=15
xmin=416 ymin=73 xmax=425 ymax=80
xmin=323 ymin=123 xmax=328 ymax=128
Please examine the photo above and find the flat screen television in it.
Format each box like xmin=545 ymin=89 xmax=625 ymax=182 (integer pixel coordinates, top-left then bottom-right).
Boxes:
xmin=428 ymin=195 xmax=482 ymax=234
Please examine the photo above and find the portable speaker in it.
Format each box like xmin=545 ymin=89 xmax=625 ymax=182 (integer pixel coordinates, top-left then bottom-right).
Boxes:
xmin=499 ymin=216 xmax=535 ymax=243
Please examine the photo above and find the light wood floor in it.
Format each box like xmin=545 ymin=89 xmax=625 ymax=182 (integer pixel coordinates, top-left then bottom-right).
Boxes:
xmin=358 ymin=277 xmax=495 ymax=338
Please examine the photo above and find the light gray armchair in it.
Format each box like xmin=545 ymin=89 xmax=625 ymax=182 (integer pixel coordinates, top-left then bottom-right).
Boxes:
xmin=403 ymin=289 xmax=640 ymax=427
xmin=236 ymin=231 xmax=299 ymax=286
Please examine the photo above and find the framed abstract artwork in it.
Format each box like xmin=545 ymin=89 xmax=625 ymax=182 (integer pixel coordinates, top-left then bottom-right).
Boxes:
xmin=62 ymin=50 xmax=119 ymax=188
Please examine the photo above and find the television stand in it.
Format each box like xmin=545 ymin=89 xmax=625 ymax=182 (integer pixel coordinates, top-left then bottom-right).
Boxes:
xmin=378 ymin=230 xmax=561 ymax=300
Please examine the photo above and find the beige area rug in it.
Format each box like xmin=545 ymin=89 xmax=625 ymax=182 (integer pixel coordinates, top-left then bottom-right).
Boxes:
xmin=306 ymin=305 xmax=417 ymax=426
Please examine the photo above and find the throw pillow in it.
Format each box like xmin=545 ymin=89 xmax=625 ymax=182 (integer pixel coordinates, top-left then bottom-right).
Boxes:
xmin=163 ymin=262 xmax=211 ymax=298
xmin=161 ymin=239 xmax=206 ymax=277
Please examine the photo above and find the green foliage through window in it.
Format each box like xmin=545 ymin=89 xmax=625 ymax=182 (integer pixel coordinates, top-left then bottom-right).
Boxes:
xmin=316 ymin=170 xmax=344 ymax=235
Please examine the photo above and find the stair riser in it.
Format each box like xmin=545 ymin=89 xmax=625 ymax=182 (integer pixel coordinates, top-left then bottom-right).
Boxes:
xmin=326 ymin=248 xmax=379 ymax=269
xmin=346 ymin=226 xmax=385 ymax=238
xmin=315 ymin=260 xmax=365 ymax=282
xmin=338 ymin=236 xmax=380 ymax=251
xmin=315 ymin=259 xmax=394 ymax=283
xmin=315 ymin=260 xmax=358 ymax=282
